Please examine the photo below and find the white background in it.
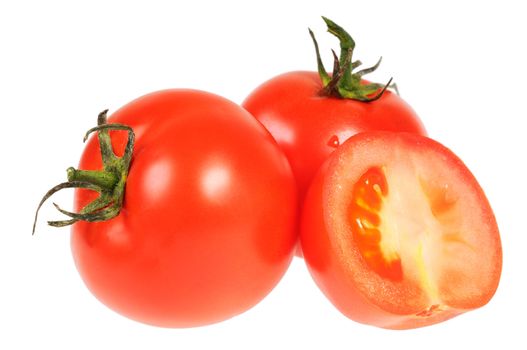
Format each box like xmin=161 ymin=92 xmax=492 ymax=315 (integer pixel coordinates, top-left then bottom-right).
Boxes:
xmin=1 ymin=0 xmax=525 ymax=348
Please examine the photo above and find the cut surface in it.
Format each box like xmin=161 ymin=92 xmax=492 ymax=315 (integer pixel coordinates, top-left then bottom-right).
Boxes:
xmin=349 ymin=163 xmax=457 ymax=306
xmin=327 ymin=132 xmax=502 ymax=319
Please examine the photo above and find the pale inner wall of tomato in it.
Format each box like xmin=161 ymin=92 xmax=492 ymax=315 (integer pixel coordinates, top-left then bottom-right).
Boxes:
xmin=351 ymin=162 xmax=464 ymax=310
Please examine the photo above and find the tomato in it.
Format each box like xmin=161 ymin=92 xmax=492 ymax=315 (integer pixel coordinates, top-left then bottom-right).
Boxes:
xmin=68 ymin=89 xmax=297 ymax=327
xmin=242 ymin=18 xmax=427 ymax=255
xmin=243 ymin=71 xmax=426 ymax=203
xmin=300 ymin=131 xmax=502 ymax=329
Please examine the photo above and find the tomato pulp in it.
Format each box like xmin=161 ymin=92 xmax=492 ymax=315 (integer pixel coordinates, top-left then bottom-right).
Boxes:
xmin=301 ymin=131 xmax=502 ymax=329
xmin=71 ymin=90 xmax=298 ymax=327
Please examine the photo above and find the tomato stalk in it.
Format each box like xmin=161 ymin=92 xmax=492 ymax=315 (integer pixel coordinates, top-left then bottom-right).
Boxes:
xmin=309 ymin=17 xmax=395 ymax=101
xmin=32 ymin=110 xmax=135 ymax=234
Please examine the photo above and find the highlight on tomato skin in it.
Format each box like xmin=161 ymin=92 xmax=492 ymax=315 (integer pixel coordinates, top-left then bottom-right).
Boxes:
xmin=300 ymin=131 xmax=502 ymax=330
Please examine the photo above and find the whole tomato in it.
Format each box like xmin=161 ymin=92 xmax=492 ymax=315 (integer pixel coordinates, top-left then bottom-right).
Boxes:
xmin=243 ymin=17 xmax=426 ymax=220
xmin=36 ymin=89 xmax=298 ymax=327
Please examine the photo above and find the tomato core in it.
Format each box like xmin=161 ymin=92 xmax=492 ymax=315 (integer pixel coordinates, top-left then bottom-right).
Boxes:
xmin=349 ymin=166 xmax=403 ymax=281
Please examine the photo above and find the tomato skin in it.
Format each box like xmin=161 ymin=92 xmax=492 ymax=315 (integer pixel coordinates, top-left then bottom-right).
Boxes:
xmin=242 ymin=71 xmax=427 ymax=204
xmin=71 ymin=89 xmax=297 ymax=327
xmin=300 ymin=132 xmax=502 ymax=329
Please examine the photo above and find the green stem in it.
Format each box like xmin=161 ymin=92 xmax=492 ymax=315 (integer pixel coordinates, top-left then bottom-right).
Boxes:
xmin=67 ymin=167 xmax=118 ymax=191
xmin=321 ymin=17 xmax=355 ymax=89
xmin=96 ymin=109 xmax=117 ymax=164
xmin=310 ymin=17 xmax=393 ymax=102
xmin=32 ymin=111 xmax=135 ymax=234
xmin=308 ymin=28 xmax=331 ymax=86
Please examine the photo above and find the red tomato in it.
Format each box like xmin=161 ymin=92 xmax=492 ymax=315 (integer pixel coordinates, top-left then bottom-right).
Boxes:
xmin=243 ymin=18 xmax=427 ymax=212
xmin=71 ymin=89 xmax=297 ymax=327
xmin=301 ymin=131 xmax=502 ymax=329
xmin=243 ymin=71 xmax=426 ymax=206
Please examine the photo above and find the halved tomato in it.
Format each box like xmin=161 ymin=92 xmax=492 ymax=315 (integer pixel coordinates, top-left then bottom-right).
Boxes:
xmin=300 ymin=131 xmax=502 ymax=329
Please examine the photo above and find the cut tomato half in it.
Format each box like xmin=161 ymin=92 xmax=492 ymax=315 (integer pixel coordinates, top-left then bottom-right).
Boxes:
xmin=301 ymin=131 xmax=502 ymax=329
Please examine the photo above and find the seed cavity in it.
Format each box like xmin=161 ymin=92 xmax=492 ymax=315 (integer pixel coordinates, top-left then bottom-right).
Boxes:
xmin=349 ymin=166 xmax=402 ymax=281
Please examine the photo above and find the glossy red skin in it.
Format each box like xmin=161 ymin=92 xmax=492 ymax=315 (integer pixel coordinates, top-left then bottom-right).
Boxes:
xmin=71 ymin=90 xmax=297 ymax=328
xmin=300 ymin=132 xmax=502 ymax=329
xmin=242 ymin=71 xmax=427 ymax=205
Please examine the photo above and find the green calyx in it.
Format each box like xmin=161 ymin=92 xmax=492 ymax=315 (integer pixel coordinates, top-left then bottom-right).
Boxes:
xmin=32 ymin=110 xmax=135 ymax=234
xmin=309 ymin=16 xmax=395 ymax=101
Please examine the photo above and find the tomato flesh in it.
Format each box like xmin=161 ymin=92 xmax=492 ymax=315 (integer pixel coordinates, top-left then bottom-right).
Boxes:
xmin=301 ymin=131 xmax=502 ymax=329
